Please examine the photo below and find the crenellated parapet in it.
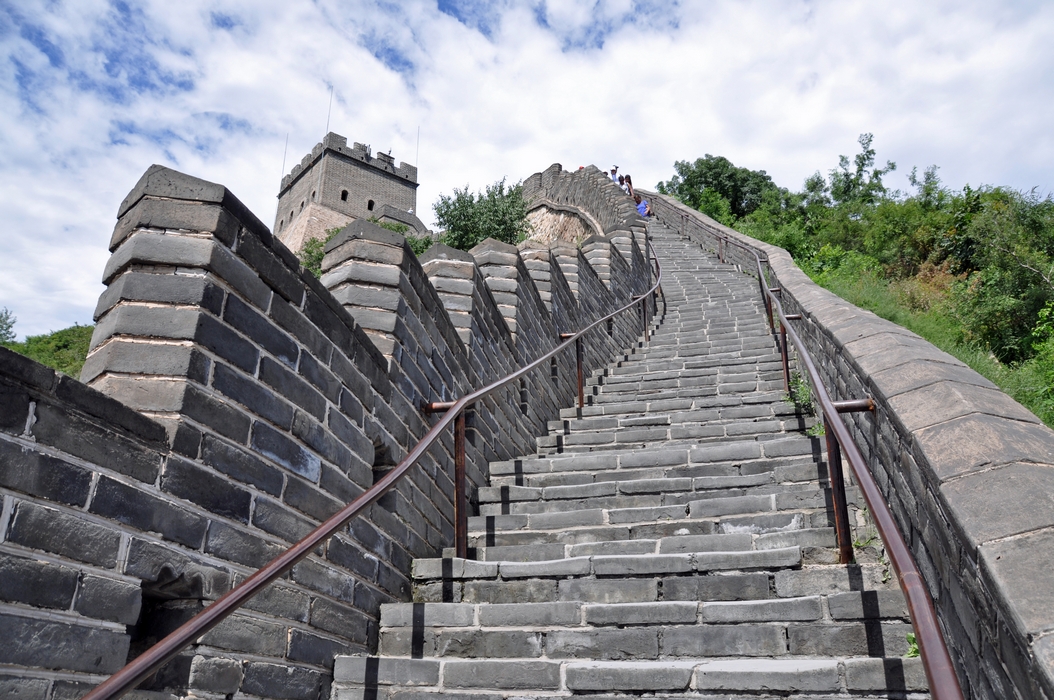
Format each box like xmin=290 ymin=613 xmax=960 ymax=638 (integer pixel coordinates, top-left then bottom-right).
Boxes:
xmin=0 ymin=162 xmax=654 ymax=699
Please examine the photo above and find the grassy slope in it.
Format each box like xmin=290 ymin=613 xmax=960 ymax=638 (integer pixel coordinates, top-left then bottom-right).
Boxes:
xmin=815 ymin=271 xmax=1054 ymax=427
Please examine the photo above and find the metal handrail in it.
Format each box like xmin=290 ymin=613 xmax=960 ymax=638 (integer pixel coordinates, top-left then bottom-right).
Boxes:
xmin=83 ymin=237 xmax=662 ymax=700
xmin=671 ymin=212 xmax=963 ymax=699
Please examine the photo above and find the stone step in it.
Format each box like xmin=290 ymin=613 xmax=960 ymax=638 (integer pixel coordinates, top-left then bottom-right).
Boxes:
xmin=332 ymin=655 xmax=927 ymax=697
xmin=411 ymin=547 xmax=805 ymax=585
xmin=489 ymin=453 xmax=823 ymax=490
xmin=412 ymin=561 xmax=899 ymax=606
xmin=557 ymin=389 xmax=791 ymax=418
xmin=476 ymin=479 xmax=841 ymax=518
xmin=494 ymin=436 xmax=823 ymax=479
xmin=464 ymin=527 xmax=836 ymax=560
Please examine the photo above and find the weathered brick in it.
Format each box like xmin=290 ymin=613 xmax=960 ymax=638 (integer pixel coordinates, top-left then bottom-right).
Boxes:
xmin=74 ymin=575 xmax=142 ymax=624
xmin=205 ymin=521 xmax=284 ymax=568
xmin=8 ymin=501 xmax=121 ymax=567
xmin=0 ymin=437 xmax=93 ymax=506
xmin=161 ymin=456 xmax=252 ymax=524
xmin=202 ymin=433 xmax=285 ymax=496
xmin=30 ymin=402 xmax=161 ymax=483
xmin=260 ymin=357 xmax=327 ymax=420
xmin=0 ymin=612 xmax=129 ymax=673
xmin=0 ymin=554 xmax=79 ymax=610
xmin=223 ymin=293 xmax=299 ymax=367
xmin=212 ymin=363 xmax=294 ymax=430
xmin=90 ymin=475 xmax=207 ymax=548
xmin=288 ymin=628 xmax=354 ymax=668
xmin=252 ymin=421 xmax=322 ymax=482
xmin=241 ymin=661 xmax=323 ymax=700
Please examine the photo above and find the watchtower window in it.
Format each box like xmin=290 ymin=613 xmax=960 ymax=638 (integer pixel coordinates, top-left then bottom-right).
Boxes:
xmin=340 ymin=190 xmax=348 ymax=201
xmin=311 ymin=190 xmax=317 ymax=200
xmin=367 ymin=200 xmax=375 ymax=211
xmin=300 ymin=201 xmax=304 ymax=211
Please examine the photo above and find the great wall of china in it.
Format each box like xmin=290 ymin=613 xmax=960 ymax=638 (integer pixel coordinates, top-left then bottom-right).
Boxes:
xmin=0 ymin=135 xmax=1051 ymax=699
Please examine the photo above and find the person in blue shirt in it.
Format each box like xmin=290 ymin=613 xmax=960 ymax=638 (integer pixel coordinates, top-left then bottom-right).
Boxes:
xmin=634 ymin=194 xmax=651 ymax=217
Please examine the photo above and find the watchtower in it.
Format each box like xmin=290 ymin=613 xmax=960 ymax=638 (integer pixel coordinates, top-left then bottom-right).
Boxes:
xmin=274 ymin=132 xmax=423 ymax=252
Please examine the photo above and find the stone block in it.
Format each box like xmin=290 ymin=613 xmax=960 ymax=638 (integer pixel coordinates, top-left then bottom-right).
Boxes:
xmin=558 ymin=578 xmax=656 ymax=604
xmin=478 ymin=601 xmax=581 ymax=626
xmin=74 ymin=574 xmax=142 ymax=624
xmin=827 ymin=590 xmax=908 ymax=620
xmin=844 ymin=657 xmax=929 ymax=691
xmin=0 ymin=677 xmax=49 ymax=700
xmin=161 ymin=456 xmax=252 ymax=524
xmin=7 ymin=501 xmax=121 ymax=567
xmin=334 ymin=656 xmax=440 ymax=686
xmin=564 ymin=661 xmax=694 ymax=691
xmin=442 ymin=659 xmax=560 ymax=689
xmin=701 ymin=596 xmax=821 ymax=622
xmin=0 ymin=612 xmax=129 ymax=673
xmin=662 ymin=573 xmax=770 ymax=601
xmin=547 ymin=628 xmax=658 ymax=659
xmin=914 ymin=414 xmax=1054 ymax=483
xmin=694 ymin=658 xmax=840 ymax=691
xmin=980 ymin=526 xmax=1054 ymax=636
xmin=583 ymin=601 xmax=697 ymax=626
xmin=188 ymin=655 xmax=243 ymax=694
xmin=240 ymin=661 xmax=323 ymax=700
xmin=0 ymin=554 xmax=79 ymax=610
xmin=0 ymin=437 xmax=93 ymax=507
xmin=211 ymin=363 xmax=294 ymax=430
xmin=90 ymin=475 xmax=207 ymax=548
xmin=661 ymin=624 xmax=786 ymax=657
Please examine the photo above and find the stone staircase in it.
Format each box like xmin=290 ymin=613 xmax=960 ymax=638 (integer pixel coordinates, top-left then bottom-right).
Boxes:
xmin=331 ymin=222 xmax=928 ymax=698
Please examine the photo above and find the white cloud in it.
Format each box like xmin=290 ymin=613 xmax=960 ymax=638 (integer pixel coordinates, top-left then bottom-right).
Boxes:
xmin=1 ymin=0 xmax=1053 ymax=337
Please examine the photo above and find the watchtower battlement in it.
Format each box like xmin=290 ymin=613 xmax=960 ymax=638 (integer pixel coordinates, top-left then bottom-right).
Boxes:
xmin=275 ymin=132 xmax=420 ymax=253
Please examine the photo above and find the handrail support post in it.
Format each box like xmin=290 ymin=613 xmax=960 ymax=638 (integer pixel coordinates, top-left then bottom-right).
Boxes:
xmin=823 ymin=415 xmax=854 ymax=565
xmin=780 ymin=322 xmax=791 ymax=392
xmin=575 ymin=337 xmax=585 ymax=409
xmin=454 ymin=409 xmax=468 ymax=559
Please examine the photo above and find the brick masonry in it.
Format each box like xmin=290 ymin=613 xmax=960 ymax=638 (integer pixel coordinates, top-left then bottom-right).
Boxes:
xmin=0 ymin=162 xmax=652 ymax=698
xmin=648 ymin=192 xmax=1054 ymax=700
xmin=275 ymin=133 xmax=420 ymax=252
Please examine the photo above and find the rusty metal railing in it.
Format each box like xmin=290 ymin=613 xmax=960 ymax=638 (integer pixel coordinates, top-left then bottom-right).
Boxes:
xmin=82 ymin=238 xmax=661 ymax=700
xmin=671 ymin=210 xmax=963 ymax=699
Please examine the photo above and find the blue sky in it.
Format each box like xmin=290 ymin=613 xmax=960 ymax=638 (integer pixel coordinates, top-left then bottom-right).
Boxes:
xmin=2 ymin=0 xmax=1054 ymax=338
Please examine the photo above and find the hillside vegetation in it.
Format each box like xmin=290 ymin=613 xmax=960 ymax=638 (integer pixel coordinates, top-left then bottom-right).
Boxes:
xmin=658 ymin=135 xmax=1054 ymax=426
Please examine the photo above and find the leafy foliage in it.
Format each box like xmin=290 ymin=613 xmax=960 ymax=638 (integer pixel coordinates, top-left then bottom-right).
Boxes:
xmin=298 ymin=227 xmax=343 ymax=278
xmin=656 ymin=154 xmax=778 ymax=219
xmin=433 ymin=178 xmax=532 ymax=251
xmin=661 ymin=134 xmax=1054 ymax=428
xmin=3 ymin=324 xmax=95 ymax=377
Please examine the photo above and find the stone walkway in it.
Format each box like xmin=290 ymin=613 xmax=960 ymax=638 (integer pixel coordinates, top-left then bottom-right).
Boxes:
xmin=332 ymin=222 xmax=928 ymax=698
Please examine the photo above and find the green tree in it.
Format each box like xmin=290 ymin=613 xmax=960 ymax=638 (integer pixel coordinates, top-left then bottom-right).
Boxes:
xmin=656 ymin=154 xmax=778 ymax=219
xmin=3 ymin=324 xmax=95 ymax=377
xmin=433 ymin=178 xmax=532 ymax=251
xmin=0 ymin=307 xmax=15 ymax=343
xmin=298 ymin=227 xmax=343 ymax=278
xmin=828 ymin=133 xmax=896 ymax=206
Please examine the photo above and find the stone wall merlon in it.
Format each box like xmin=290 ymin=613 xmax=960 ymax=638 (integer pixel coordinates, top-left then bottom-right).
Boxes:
xmin=650 ymin=192 xmax=1054 ymax=699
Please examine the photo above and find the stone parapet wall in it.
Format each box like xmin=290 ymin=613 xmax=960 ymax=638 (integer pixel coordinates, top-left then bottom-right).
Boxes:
xmin=0 ymin=163 xmax=653 ymax=699
xmin=648 ymin=192 xmax=1054 ymax=700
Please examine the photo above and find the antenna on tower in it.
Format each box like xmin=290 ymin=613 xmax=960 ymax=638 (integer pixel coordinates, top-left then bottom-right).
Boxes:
xmin=275 ymin=132 xmax=289 ymax=222
xmin=325 ymin=86 xmax=334 ymax=134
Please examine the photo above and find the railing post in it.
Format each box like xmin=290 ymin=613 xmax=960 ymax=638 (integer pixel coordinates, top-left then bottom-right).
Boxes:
xmin=823 ymin=414 xmax=854 ymax=565
xmin=454 ymin=409 xmax=468 ymax=559
xmin=575 ymin=337 xmax=585 ymax=409
xmin=780 ymin=322 xmax=790 ymax=392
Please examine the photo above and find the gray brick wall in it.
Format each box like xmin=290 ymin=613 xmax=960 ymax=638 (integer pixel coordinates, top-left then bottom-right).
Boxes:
xmin=649 ymin=192 xmax=1054 ymax=700
xmin=0 ymin=161 xmax=654 ymax=698
xmin=275 ymin=133 xmax=418 ymax=237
